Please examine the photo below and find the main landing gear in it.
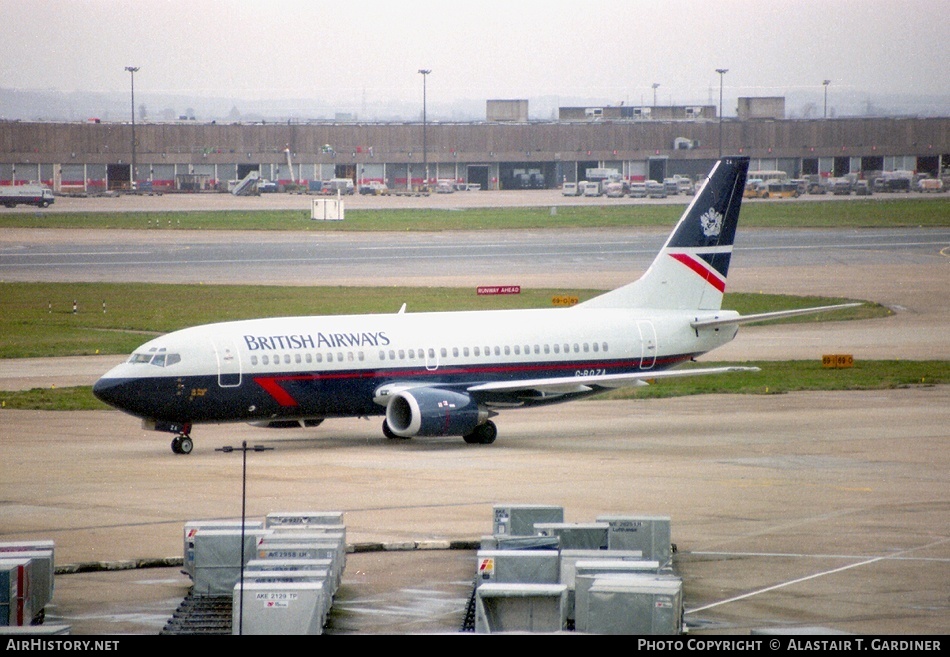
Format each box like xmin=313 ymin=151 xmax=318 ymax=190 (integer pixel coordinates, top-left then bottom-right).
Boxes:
xmin=171 ymin=424 xmax=194 ymax=454
xmin=463 ymin=421 xmax=497 ymax=445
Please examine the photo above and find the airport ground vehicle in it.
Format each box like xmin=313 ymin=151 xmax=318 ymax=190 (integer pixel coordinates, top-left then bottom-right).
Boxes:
xmin=645 ymin=180 xmax=667 ymax=198
xmin=561 ymin=182 xmax=581 ymax=196
xmin=874 ymin=175 xmax=911 ymax=193
xmin=747 ymin=170 xmax=788 ymax=184
xmin=807 ymin=179 xmax=828 ymax=194
xmin=359 ymin=181 xmax=390 ymax=195
xmin=0 ymin=185 xmax=55 ymax=208
xmin=583 ymin=181 xmax=603 ymax=197
xmin=854 ymin=180 xmax=872 ymax=196
xmin=327 ymin=178 xmax=355 ymax=195
xmin=628 ymin=182 xmax=647 ymax=198
xmin=766 ymin=180 xmax=802 ymax=198
xmin=918 ymin=178 xmax=945 ymax=193
xmin=673 ymin=175 xmax=695 ymax=195
xmin=604 ymin=181 xmax=627 ymax=197
xmin=830 ymin=179 xmax=853 ymax=195
xmin=744 ymin=179 xmax=767 ymax=198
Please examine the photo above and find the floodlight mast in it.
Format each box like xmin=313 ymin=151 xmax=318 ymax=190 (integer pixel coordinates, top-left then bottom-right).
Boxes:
xmin=716 ymin=69 xmax=728 ymax=158
xmin=125 ymin=66 xmax=140 ymax=191
xmin=418 ymin=69 xmax=431 ymax=191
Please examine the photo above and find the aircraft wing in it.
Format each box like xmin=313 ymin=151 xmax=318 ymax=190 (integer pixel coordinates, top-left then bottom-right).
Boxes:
xmin=691 ymin=303 xmax=862 ymax=330
xmin=466 ymin=365 xmax=760 ymax=396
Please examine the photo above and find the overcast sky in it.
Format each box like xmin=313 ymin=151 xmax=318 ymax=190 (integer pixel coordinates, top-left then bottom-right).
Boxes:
xmin=4 ymin=0 xmax=948 ymax=111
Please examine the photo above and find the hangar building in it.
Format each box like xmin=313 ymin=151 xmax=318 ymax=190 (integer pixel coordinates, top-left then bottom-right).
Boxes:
xmin=0 ymin=98 xmax=947 ymax=193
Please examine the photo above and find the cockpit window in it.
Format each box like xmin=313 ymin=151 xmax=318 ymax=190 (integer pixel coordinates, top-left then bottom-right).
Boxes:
xmin=128 ymin=347 xmax=181 ymax=367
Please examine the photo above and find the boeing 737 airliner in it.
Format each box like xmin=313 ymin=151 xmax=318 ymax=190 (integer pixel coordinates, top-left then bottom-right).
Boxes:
xmin=93 ymin=157 xmax=857 ymax=454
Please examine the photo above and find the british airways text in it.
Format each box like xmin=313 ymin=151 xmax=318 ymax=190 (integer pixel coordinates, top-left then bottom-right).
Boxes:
xmin=244 ymin=332 xmax=391 ymax=351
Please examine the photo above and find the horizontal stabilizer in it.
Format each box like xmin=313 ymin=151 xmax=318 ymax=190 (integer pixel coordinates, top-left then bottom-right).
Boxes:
xmin=691 ymin=303 xmax=862 ymax=330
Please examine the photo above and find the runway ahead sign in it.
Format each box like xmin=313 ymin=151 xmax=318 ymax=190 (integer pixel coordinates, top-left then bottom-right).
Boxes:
xmin=477 ymin=286 xmax=521 ymax=295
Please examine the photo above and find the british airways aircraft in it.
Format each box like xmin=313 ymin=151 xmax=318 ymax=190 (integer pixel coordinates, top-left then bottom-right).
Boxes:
xmin=93 ymin=157 xmax=856 ymax=454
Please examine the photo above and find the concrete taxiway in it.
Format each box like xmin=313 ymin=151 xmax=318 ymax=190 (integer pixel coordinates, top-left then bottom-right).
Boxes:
xmin=2 ymin=387 xmax=948 ymax=635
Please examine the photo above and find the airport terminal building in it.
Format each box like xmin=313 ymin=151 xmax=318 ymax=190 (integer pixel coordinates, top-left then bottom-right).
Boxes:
xmin=0 ymin=98 xmax=947 ymax=193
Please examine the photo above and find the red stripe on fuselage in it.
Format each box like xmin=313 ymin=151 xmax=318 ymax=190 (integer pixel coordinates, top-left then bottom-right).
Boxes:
xmin=253 ymin=377 xmax=300 ymax=406
xmin=669 ymin=252 xmax=726 ymax=293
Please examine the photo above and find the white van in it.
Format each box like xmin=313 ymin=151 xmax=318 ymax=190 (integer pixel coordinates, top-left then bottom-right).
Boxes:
xmin=327 ymin=178 xmax=354 ymax=195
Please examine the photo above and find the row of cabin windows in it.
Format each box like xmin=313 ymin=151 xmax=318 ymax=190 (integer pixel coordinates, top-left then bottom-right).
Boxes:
xmin=247 ymin=342 xmax=610 ymax=367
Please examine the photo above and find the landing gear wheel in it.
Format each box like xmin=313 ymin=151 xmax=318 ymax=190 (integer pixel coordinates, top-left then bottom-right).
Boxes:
xmin=171 ymin=434 xmax=194 ymax=454
xmin=463 ymin=420 xmax=497 ymax=445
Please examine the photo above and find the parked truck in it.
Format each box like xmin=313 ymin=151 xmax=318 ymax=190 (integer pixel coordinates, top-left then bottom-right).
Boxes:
xmin=0 ymin=185 xmax=55 ymax=208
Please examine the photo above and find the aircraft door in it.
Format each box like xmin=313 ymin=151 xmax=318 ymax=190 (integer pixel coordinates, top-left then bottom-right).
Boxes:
xmin=212 ymin=337 xmax=242 ymax=387
xmin=637 ymin=320 xmax=657 ymax=370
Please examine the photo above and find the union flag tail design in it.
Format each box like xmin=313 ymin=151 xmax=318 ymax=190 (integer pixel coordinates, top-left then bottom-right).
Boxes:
xmin=579 ymin=156 xmax=749 ymax=311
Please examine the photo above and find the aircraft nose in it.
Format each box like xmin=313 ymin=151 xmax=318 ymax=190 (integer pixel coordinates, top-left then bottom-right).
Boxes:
xmin=92 ymin=376 xmax=123 ymax=409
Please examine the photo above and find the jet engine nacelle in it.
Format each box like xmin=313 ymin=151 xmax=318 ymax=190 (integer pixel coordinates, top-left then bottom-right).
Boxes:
xmin=385 ymin=387 xmax=486 ymax=437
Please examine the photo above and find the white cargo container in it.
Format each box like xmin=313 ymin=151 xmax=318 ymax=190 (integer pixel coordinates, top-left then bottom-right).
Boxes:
xmin=233 ymin=581 xmax=328 ymax=635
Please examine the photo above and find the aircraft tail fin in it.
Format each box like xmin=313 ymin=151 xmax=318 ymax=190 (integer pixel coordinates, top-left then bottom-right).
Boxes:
xmin=579 ymin=156 xmax=750 ymax=311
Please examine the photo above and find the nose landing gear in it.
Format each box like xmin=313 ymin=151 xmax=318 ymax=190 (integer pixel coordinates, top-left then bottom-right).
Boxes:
xmin=171 ymin=424 xmax=194 ymax=454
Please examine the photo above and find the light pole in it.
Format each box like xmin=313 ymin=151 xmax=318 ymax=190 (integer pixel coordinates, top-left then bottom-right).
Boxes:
xmin=418 ymin=69 xmax=431 ymax=191
xmin=216 ymin=441 xmax=274 ymax=635
xmin=823 ymin=80 xmax=831 ymax=118
xmin=716 ymin=68 xmax=728 ymax=158
xmin=124 ymin=66 xmax=139 ymax=191
xmin=652 ymin=83 xmax=660 ymax=109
